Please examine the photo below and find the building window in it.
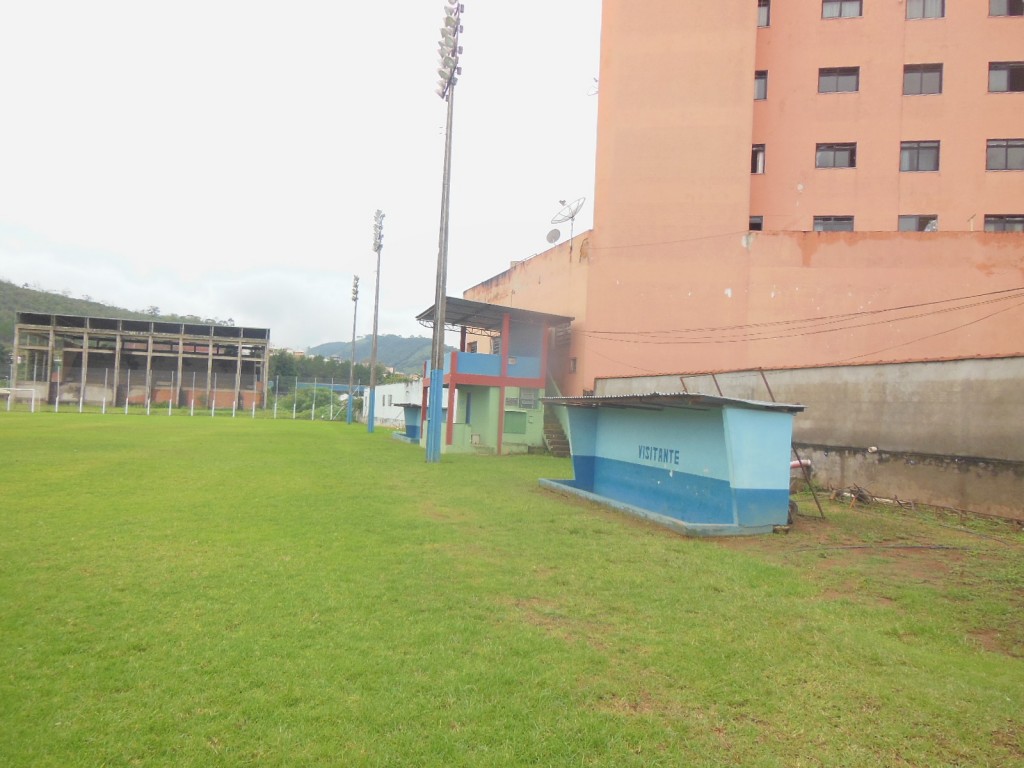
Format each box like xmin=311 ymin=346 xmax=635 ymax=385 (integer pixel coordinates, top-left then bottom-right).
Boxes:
xmin=813 ymin=216 xmax=854 ymax=231
xmin=990 ymin=0 xmax=1024 ymax=16
xmin=984 ymin=215 xmax=1024 ymax=232
xmin=466 ymin=341 xmax=478 ymax=353
xmin=520 ymin=388 xmax=539 ymax=409
xmin=569 ymin=357 xmax=577 ymax=374
xmin=751 ymin=144 xmax=766 ymax=173
xmin=904 ymin=64 xmax=943 ymax=95
xmin=758 ymin=0 xmax=771 ymax=27
xmin=900 ymin=141 xmax=940 ymax=171
xmin=816 ymin=142 xmax=857 ymax=168
xmin=754 ymin=70 xmax=768 ymax=100
xmin=987 ymin=139 xmax=1024 ymax=170
xmin=990 ymin=62 xmax=1024 ymax=92
xmin=818 ymin=67 xmax=860 ymax=93
xmin=898 ymin=215 xmax=939 ymax=231
xmin=822 ymin=0 xmax=862 ymax=19
xmin=907 ymin=0 xmax=944 ymax=18
xmin=749 ymin=216 xmax=764 ymax=231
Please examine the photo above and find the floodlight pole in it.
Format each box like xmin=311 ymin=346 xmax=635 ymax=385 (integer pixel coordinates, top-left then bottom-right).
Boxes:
xmin=426 ymin=0 xmax=463 ymax=463
xmin=347 ymin=275 xmax=359 ymax=424
xmin=368 ymin=210 xmax=384 ymax=433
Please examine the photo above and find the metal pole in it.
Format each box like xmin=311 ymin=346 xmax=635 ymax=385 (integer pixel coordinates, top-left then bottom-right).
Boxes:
xmin=368 ymin=211 xmax=384 ymax=434
xmin=348 ymin=277 xmax=359 ymax=424
xmin=427 ymin=85 xmax=456 ymax=463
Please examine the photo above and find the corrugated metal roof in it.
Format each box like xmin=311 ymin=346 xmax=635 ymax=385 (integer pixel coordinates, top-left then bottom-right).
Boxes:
xmin=416 ymin=296 xmax=573 ymax=333
xmin=542 ymin=392 xmax=806 ymax=414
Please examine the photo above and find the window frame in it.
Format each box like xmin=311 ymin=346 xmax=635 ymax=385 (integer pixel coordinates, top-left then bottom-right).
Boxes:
xmin=989 ymin=0 xmax=1024 ymax=17
xmin=818 ymin=66 xmax=860 ymax=93
xmin=749 ymin=216 xmax=764 ymax=231
xmin=758 ymin=0 xmax=771 ymax=27
xmin=898 ymin=215 xmax=939 ymax=232
xmin=989 ymin=62 xmax=1024 ymax=92
xmin=906 ymin=0 xmax=945 ymax=19
xmin=900 ymin=141 xmax=941 ymax=172
xmin=903 ymin=64 xmax=943 ymax=95
xmin=754 ymin=70 xmax=768 ymax=100
xmin=984 ymin=215 xmax=1024 ymax=232
xmin=986 ymin=139 xmax=1024 ymax=170
xmin=815 ymin=142 xmax=858 ymax=169
xmin=751 ymin=144 xmax=766 ymax=174
xmin=813 ymin=216 xmax=855 ymax=232
xmin=822 ymin=0 xmax=862 ymax=19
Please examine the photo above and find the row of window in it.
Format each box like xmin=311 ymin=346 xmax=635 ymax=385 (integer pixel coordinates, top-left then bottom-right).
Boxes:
xmin=755 ymin=62 xmax=1024 ymax=99
xmin=757 ymin=0 xmax=1024 ymax=27
xmin=748 ymin=215 xmax=1024 ymax=233
xmin=750 ymin=140 xmax=1024 ymax=173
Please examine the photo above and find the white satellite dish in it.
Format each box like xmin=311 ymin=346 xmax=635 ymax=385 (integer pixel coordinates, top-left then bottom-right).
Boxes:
xmin=551 ymin=197 xmax=586 ymax=225
xmin=546 ymin=228 xmax=561 ymax=244
xmin=549 ymin=197 xmax=586 ymax=257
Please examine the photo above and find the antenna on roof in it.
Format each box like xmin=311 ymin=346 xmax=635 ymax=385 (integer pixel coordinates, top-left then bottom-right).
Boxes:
xmin=549 ymin=197 xmax=586 ymax=258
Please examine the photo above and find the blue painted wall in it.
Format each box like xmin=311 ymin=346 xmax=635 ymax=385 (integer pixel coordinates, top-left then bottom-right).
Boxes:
xmin=562 ymin=403 xmax=794 ymax=532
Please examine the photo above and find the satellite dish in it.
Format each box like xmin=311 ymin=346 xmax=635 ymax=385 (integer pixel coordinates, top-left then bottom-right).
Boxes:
xmin=546 ymin=228 xmax=561 ymax=244
xmin=549 ymin=197 xmax=587 ymax=258
xmin=551 ymin=197 xmax=586 ymax=225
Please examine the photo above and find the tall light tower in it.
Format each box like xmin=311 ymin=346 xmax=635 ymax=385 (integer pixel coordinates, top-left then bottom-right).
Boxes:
xmin=347 ymin=275 xmax=359 ymax=424
xmin=367 ymin=209 xmax=384 ymax=433
xmin=426 ymin=0 xmax=463 ymax=463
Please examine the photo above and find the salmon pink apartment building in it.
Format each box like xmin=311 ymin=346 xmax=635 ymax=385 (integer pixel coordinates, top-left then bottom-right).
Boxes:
xmin=463 ymin=1 xmax=1024 ymax=516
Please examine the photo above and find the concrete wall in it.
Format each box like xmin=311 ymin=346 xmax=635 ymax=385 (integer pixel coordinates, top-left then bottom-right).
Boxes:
xmin=466 ymin=229 xmax=1024 ymax=396
xmin=596 ymin=357 xmax=1024 ymax=519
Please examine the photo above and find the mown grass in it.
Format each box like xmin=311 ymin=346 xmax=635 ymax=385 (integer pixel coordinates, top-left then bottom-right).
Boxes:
xmin=1 ymin=412 xmax=1022 ymax=767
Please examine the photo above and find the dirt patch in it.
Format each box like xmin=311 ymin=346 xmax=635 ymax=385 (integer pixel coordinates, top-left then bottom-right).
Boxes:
xmin=968 ymin=628 xmax=1022 ymax=658
xmin=597 ymin=690 xmax=659 ymax=717
xmin=505 ymin=597 xmax=609 ymax=651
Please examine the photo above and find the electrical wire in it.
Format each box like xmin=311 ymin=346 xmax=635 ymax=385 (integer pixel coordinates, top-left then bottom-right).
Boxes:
xmin=580 ymin=288 xmax=1024 ymax=346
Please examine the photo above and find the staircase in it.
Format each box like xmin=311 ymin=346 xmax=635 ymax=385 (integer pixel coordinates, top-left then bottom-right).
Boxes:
xmin=542 ymin=408 xmax=571 ymax=458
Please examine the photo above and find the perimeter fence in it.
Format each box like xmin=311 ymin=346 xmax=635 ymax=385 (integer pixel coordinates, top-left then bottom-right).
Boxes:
xmin=2 ymin=374 xmax=366 ymax=422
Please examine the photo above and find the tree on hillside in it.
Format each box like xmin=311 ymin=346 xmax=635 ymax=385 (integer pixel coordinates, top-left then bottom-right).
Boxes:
xmin=267 ymin=351 xmax=399 ymax=385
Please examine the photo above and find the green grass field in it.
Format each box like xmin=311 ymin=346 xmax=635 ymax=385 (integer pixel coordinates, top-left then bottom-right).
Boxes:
xmin=1 ymin=412 xmax=1022 ymax=767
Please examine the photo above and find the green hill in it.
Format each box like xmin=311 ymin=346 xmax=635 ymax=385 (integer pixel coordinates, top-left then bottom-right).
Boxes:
xmin=0 ymin=279 xmax=440 ymax=376
xmin=0 ymin=279 xmax=153 ymax=369
xmin=309 ymin=335 xmax=449 ymax=375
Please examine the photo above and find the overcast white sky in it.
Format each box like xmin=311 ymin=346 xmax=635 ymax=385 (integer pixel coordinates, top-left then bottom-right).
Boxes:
xmin=0 ymin=1 xmax=601 ymax=349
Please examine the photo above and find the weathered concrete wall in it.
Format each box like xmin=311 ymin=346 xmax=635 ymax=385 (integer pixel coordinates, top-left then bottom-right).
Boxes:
xmin=800 ymin=445 xmax=1023 ymax=521
xmin=595 ymin=358 xmax=1024 ymax=518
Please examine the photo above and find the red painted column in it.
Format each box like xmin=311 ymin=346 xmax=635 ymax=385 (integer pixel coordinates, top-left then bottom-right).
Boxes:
xmin=497 ymin=385 xmax=505 ymax=456
xmin=446 ymin=352 xmax=457 ymax=445
xmin=497 ymin=312 xmax=511 ymax=455
xmin=500 ymin=312 xmax=510 ymax=377
xmin=540 ymin=322 xmax=550 ymax=388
